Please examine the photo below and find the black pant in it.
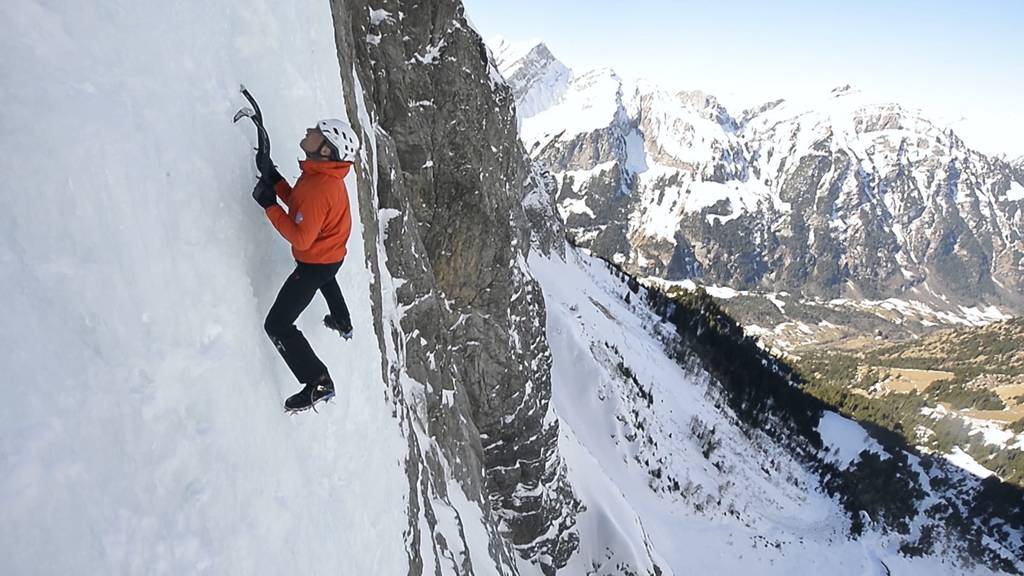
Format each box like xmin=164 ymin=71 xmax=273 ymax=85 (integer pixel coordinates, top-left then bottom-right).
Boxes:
xmin=264 ymin=260 xmax=351 ymax=385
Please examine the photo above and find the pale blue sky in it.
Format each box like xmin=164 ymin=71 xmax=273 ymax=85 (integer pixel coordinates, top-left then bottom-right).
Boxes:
xmin=464 ymin=0 xmax=1024 ymax=158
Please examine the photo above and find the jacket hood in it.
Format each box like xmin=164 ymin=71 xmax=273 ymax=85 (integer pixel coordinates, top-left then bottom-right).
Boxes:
xmin=298 ymin=160 xmax=352 ymax=179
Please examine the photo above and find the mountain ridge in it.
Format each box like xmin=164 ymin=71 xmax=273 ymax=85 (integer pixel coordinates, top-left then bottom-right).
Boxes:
xmin=495 ymin=40 xmax=1024 ymax=317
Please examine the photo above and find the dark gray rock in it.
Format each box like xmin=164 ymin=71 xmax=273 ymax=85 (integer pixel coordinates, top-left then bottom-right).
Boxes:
xmin=331 ymin=1 xmax=579 ymax=573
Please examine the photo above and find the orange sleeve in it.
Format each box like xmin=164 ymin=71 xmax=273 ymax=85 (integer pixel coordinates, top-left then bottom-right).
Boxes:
xmin=265 ymin=194 xmax=327 ymax=252
xmin=273 ymin=179 xmax=293 ymax=203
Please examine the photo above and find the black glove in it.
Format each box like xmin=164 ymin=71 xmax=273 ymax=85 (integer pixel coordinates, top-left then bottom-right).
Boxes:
xmin=255 ymin=144 xmax=281 ymax=182
xmin=261 ymin=164 xmax=284 ymax=185
xmin=252 ymin=177 xmax=277 ymax=209
xmin=254 ymin=124 xmax=283 ymax=184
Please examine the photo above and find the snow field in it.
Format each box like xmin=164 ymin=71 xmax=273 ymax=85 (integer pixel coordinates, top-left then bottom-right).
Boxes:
xmin=520 ymin=68 xmax=623 ymax=150
xmin=0 ymin=2 xmax=409 ymax=574
xmin=531 ymin=249 xmax=1002 ymax=575
xmin=818 ymin=411 xmax=887 ymax=466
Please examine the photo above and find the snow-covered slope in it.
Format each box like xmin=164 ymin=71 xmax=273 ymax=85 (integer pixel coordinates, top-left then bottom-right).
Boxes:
xmin=531 ymin=248 xmax=1022 ymax=575
xmin=518 ymin=67 xmax=625 ymax=152
xmin=0 ymin=2 xmax=495 ymax=574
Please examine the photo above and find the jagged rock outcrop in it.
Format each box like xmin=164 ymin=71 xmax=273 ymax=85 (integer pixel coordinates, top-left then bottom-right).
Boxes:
xmin=331 ymin=2 xmax=579 ymax=572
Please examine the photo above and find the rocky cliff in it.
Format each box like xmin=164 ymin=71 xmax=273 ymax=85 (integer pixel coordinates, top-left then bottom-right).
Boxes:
xmin=330 ymin=1 xmax=579 ymax=572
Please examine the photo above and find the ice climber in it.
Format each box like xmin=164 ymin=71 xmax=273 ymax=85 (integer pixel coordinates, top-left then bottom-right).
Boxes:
xmin=250 ymin=118 xmax=360 ymax=413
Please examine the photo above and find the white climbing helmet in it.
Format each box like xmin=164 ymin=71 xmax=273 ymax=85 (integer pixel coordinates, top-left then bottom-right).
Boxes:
xmin=317 ymin=119 xmax=360 ymax=162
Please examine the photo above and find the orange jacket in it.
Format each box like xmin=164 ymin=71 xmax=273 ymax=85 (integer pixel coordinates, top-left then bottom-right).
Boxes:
xmin=265 ymin=160 xmax=353 ymax=264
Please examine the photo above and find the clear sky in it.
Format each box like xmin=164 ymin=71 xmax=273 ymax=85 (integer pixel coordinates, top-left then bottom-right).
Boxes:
xmin=463 ymin=0 xmax=1024 ymax=158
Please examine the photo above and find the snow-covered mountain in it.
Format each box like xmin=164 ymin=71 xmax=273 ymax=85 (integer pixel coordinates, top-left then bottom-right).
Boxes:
xmin=491 ymin=38 xmax=571 ymax=123
xmin=2 ymin=2 xmax=1022 ymax=575
xmin=496 ymin=42 xmax=1024 ymax=318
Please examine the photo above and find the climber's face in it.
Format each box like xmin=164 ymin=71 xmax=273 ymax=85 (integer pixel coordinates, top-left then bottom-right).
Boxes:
xmin=300 ymin=127 xmax=331 ymax=158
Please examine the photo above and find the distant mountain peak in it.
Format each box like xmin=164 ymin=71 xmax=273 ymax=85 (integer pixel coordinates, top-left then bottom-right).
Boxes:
xmin=488 ymin=37 xmax=573 ymax=124
xmin=490 ymin=36 xmax=555 ymax=76
xmin=830 ymin=83 xmax=858 ymax=97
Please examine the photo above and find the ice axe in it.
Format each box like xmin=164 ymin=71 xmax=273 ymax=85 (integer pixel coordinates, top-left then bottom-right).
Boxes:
xmin=233 ymin=106 xmax=255 ymax=123
xmin=233 ymin=84 xmax=273 ymax=176
xmin=233 ymin=83 xmax=264 ymax=127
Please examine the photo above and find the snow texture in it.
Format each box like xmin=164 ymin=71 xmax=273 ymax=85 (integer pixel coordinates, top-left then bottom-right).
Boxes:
xmin=0 ymin=2 xmax=411 ymax=574
xmin=817 ymin=412 xmax=886 ymax=466
xmin=1007 ymin=182 xmax=1024 ymax=202
xmin=530 ymin=249 xmax=998 ymax=575
xmin=944 ymin=448 xmax=996 ymax=480
xmin=520 ymin=68 xmax=623 ymax=149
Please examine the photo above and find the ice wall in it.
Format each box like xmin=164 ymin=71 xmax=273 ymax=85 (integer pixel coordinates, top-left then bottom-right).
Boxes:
xmin=0 ymin=2 xmax=409 ymax=574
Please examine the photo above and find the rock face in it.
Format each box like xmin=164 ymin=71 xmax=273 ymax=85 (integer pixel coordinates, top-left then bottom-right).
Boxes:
xmin=331 ymin=1 xmax=578 ymax=572
xmin=498 ymin=44 xmax=1024 ymax=313
xmin=742 ymin=92 xmax=1024 ymax=305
